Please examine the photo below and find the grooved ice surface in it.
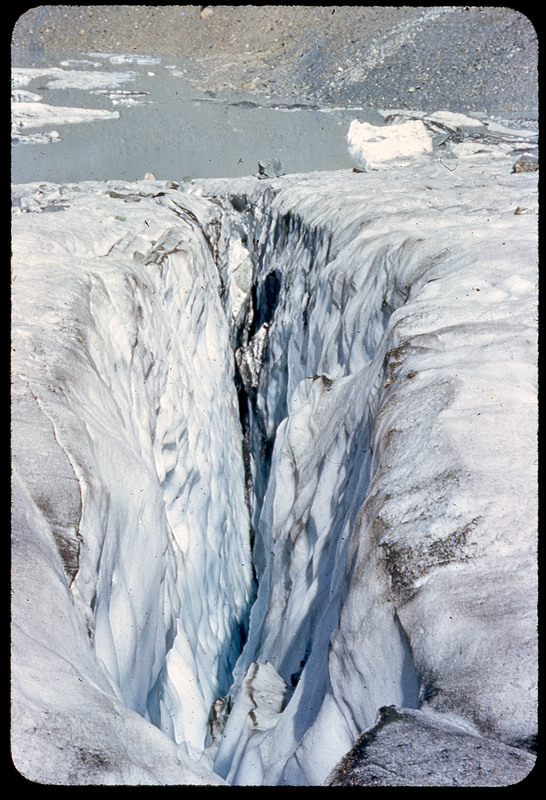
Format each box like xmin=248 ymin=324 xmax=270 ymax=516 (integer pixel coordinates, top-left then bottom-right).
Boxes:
xmin=11 ymin=120 xmax=537 ymax=785
xmin=11 ymin=183 xmax=253 ymax=782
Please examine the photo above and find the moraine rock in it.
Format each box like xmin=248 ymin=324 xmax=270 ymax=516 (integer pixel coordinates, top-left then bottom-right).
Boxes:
xmin=325 ymin=705 xmax=536 ymax=787
xmin=512 ymin=154 xmax=538 ymax=173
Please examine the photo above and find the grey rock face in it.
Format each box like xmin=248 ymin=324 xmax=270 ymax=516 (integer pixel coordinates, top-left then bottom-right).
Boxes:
xmin=257 ymin=159 xmax=285 ymax=179
xmin=512 ymin=154 xmax=539 ymax=173
xmin=326 ymin=706 xmax=536 ymax=787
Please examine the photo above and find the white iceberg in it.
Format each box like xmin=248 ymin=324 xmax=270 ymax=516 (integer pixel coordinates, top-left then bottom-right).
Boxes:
xmin=347 ymin=118 xmax=433 ymax=169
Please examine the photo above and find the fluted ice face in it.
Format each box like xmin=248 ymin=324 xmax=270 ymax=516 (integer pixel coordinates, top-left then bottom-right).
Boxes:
xmin=11 ymin=182 xmax=254 ymax=775
xmin=195 ymin=120 xmax=538 ymax=784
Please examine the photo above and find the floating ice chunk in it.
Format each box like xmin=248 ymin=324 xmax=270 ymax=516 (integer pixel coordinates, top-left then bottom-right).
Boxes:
xmin=46 ymin=69 xmax=137 ymax=91
xmin=448 ymin=142 xmax=496 ymax=158
xmin=426 ymin=110 xmax=483 ymax=128
xmin=347 ymin=118 xmax=433 ymax=169
xmin=104 ymin=53 xmax=161 ymax=66
xmin=12 ymin=66 xmax=137 ymax=92
xmin=60 ymin=58 xmax=104 ymax=68
xmin=12 ymin=129 xmax=62 ymax=146
xmin=485 ymin=119 xmax=539 ymax=137
xmin=11 ymin=101 xmax=119 ymax=132
xmin=11 ymin=67 xmax=62 ymax=87
xmin=11 ymin=88 xmax=42 ymax=103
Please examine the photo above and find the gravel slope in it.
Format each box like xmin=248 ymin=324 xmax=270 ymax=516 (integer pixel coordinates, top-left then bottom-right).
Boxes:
xmin=12 ymin=5 xmax=538 ymax=115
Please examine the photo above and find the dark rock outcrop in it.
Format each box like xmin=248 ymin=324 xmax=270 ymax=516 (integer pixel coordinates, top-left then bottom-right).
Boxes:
xmin=326 ymin=706 xmax=536 ymax=787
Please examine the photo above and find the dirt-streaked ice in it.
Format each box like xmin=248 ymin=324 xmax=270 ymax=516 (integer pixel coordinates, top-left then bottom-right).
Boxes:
xmin=11 ymin=114 xmax=537 ymax=785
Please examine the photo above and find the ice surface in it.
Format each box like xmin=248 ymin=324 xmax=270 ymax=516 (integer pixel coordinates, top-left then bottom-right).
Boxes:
xmin=11 ymin=65 xmax=132 ymax=145
xmin=12 ymin=65 xmax=138 ymax=91
xmin=11 ymin=470 xmax=227 ymax=785
xmin=11 ymin=114 xmax=537 ymax=785
xmin=12 ymin=101 xmax=119 ymax=130
xmin=347 ymin=118 xmax=433 ymax=169
xmin=11 ymin=181 xmax=254 ymax=780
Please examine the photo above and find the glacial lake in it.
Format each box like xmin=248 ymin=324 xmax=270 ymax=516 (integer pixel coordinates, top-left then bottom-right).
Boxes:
xmin=11 ymin=48 xmax=387 ymax=184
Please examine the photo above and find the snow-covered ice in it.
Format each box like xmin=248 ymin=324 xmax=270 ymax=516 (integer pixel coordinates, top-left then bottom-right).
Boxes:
xmin=11 ymin=113 xmax=537 ymax=785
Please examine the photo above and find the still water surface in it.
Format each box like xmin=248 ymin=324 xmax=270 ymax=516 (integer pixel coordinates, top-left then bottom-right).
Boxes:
xmin=12 ymin=48 xmax=384 ymax=183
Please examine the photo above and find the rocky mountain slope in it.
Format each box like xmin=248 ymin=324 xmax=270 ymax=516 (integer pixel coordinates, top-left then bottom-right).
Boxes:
xmin=12 ymin=6 xmax=538 ymax=114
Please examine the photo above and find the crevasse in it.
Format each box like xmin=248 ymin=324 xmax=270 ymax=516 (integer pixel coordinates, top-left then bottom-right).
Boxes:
xmin=55 ymin=192 xmax=258 ymax=762
xmin=203 ymin=182 xmax=422 ymax=784
xmin=60 ymin=180 xmax=421 ymax=778
xmin=12 ymin=149 xmax=538 ymax=785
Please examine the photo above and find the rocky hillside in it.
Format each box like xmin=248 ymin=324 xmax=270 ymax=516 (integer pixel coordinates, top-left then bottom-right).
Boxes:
xmin=12 ymin=5 xmax=538 ymax=114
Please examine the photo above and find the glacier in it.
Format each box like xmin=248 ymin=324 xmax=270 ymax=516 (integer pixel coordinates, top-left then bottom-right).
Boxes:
xmin=11 ymin=114 xmax=538 ymax=785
